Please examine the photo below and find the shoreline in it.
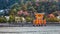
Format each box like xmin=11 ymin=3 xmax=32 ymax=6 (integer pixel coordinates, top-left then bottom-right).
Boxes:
xmin=0 ymin=22 xmax=60 ymax=27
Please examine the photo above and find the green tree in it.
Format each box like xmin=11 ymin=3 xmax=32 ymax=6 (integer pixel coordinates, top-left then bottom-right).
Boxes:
xmin=10 ymin=3 xmax=22 ymax=15
xmin=25 ymin=16 xmax=33 ymax=22
xmin=8 ymin=15 xmax=15 ymax=23
xmin=0 ymin=16 xmax=7 ymax=23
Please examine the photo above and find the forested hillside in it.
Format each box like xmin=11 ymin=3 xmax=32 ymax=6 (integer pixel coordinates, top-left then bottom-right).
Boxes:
xmin=0 ymin=0 xmax=20 ymax=9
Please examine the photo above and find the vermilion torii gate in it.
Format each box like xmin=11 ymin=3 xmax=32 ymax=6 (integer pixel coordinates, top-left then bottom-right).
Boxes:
xmin=33 ymin=13 xmax=46 ymax=26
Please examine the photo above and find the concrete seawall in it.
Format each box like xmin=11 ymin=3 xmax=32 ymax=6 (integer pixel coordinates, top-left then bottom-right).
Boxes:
xmin=0 ymin=22 xmax=60 ymax=27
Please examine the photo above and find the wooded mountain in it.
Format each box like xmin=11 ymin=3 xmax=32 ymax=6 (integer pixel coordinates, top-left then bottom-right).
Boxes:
xmin=0 ymin=0 xmax=20 ymax=9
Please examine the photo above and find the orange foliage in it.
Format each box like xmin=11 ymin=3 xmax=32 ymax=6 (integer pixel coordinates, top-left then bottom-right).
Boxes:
xmin=48 ymin=14 xmax=55 ymax=18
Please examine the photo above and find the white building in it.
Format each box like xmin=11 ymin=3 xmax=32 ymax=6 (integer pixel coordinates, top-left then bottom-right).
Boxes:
xmin=5 ymin=16 xmax=9 ymax=21
xmin=15 ymin=17 xmax=26 ymax=23
xmin=57 ymin=16 xmax=60 ymax=19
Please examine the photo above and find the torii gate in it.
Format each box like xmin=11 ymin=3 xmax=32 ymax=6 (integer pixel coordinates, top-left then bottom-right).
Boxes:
xmin=33 ymin=13 xmax=46 ymax=26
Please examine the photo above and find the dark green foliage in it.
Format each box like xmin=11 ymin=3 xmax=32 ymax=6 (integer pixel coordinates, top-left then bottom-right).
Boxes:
xmin=8 ymin=15 xmax=15 ymax=23
xmin=25 ymin=16 xmax=33 ymax=22
xmin=0 ymin=16 xmax=7 ymax=23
